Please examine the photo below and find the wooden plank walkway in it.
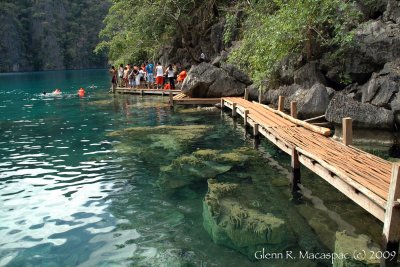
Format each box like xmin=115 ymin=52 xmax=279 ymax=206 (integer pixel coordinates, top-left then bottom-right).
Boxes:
xmin=172 ymin=93 xmax=220 ymax=106
xmin=222 ymin=96 xmax=400 ymax=263
xmin=115 ymin=87 xmax=181 ymax=96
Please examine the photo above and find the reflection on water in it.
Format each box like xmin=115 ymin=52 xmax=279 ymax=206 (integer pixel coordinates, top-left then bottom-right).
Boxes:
xmin=0 ymin=70 xmax=390 ymax=267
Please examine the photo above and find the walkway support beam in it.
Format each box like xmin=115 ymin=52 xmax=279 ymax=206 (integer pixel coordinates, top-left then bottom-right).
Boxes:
xmin=382 ymin=164 xmax=400 ymax=267
xmin=278 ymin=96 xmax=285 ymax=112
xmin=244 ymin=109 xmax=249 ymax=126
xmin=291 ymin=147 xmax=301 ymax=192
xmin=290 ymin=101 xmax=297 ymax=119
xmin=232 ymin=103 xmax=237 ymax=117
xmin=343 ymin=117 xmax=353 ymax=146
xmin=169 ymin=92 xmax=174 ymax=107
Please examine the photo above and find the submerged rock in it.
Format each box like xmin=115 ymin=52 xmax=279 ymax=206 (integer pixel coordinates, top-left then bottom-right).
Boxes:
xmin=108 ymin=125 xmax=212 ymax=162
xmin=333 ymin=232 xmax=380 ymax=267
xmin=203 ymin=179 xmax=296 ymax=259
xmin=157 ymin=148 xmax=256 ymax=191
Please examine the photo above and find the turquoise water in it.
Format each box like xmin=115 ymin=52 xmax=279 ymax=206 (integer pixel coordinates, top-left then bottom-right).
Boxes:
xmin=0 ymin=70 xmax=386 ymax=267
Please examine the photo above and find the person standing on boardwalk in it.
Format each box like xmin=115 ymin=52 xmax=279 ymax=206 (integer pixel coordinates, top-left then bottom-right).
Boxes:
xmin=110 ymin=66 xmax=118 ymax=93
xmin=155 ymin=62 xmax=164 ymax=89
xmin=118 ymin=64 xmax=124 ymax=87
xmin=145 ymin=61 xmax=154 ymax=89
xmin=166 ymin=64 xmax=175 ymax=90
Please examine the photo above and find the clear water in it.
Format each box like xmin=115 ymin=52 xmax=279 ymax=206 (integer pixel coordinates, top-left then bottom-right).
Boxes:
xmin=0 ymin=70 xmax=386 ymax=267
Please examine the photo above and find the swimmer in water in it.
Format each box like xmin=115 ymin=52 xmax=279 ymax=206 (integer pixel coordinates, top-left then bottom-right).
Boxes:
xmin=42 ymin=91 xmax=47 ymax=95
xmin=53 ymin=89 xmax=61 ymax=94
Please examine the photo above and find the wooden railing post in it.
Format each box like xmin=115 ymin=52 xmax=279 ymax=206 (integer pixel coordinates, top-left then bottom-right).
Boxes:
xmin=291 ymin=147 xmax=301 ymax=192
xmin=169 ymin=92 xmax=173 ymax=107
xmin=258 ymin=90 xmax=261 ymax=103
xmin=232 ymin=103 xmax=237 ymax=117
xmin=290 ymin=101 xmax=297 ymax=119
xmin=253 ymin=123 xmax=259 ymax=137
xmin=342 ymin=117 xmax=352 ymax=146
xmin=382 ymin=164 xmax=400 ymax=267
xmin=278 ymin=96 xmax=285 ymax=112
xmin=220 ymin=98 xmax=224 ymax=110
xmin=244 ymin=109 xmax=249 ymax=126
xmin=244 ymin=88 xmax=249 ymax=100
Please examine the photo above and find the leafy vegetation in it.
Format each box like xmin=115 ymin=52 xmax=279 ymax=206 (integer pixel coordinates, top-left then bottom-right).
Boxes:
xmin=228 ymin=0 xmax=360 ymax=84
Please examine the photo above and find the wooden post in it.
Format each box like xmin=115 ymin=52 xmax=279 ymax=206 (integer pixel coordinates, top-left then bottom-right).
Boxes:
xmin=244 ymin=109 xmax=249 ymax=126
xmin=258 ymin=89 xmax=261 ymax=103
xmin=141 ymin=89 xmax=144 ymax=96
xmin=382 ymin=164 xmax=400 ymax=267
xmin=244 ymin=88 xmax=249 ymax=100
xmin=169 ymin=92 xmax=173 ymax=107
xmin=232 ymin=103 xmax=237 ymax=117
xmin=291 ymin=148 xmax=301 ymax=192
xmin=220 ymin=99 xmax=224 ymax=110
xmin=290 ymin=101 xmax=297 ymax=119
xmin=253 ymin=123 xmax=259 ymax=137
xmin=278 ymin=96 xmax=285 ymax=112
xmin=162 ymin=91 xmax=164 ymax=97
xmin=342 ymin=117 xmax=352 ymax=146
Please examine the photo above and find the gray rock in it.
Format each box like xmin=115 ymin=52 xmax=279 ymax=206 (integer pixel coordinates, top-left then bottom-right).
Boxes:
xmin=361 ymin=61 xmax=400 ymax=108
xmin=384 ymin=0 xmax=400 ymax=23
xmin=355 ymin=0 xmax=387 ymax=19
xmin=221 ymin=63 xmax=252 ymax=85
xmin=182 ymin=62 xmax=250 ymax=98
xmin=325 ymin=93 xmax=394 ymax=129
xmin=321 ymin=20 xmax=400 ymax=85
xmin=294 ymin=61 xmax=326 ymax=88
xmin=297 ymin=83 xmax=330 ymax=119
xmin=260 ymin=83 xmax=329 ymax=119
xmin=246 ymin=84 xmax=259 ymax=101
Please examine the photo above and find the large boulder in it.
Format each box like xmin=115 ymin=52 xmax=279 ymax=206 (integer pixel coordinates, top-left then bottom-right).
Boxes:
xmin=260 ymin=83 xmax=331 ymax=119
xmin=325 ymin=93 xmax=395 ymax=130
xmin=361 ymin=61 xmax=400 ymax=108
xmin=293 ymin=61 xmax=327 ymax=88
xmin=182 ymin=62 xmax=251 ymax=98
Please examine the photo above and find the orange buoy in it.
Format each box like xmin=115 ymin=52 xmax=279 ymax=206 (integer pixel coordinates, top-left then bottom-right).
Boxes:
xmin=78 ymin=88 xmax=85 ymax=97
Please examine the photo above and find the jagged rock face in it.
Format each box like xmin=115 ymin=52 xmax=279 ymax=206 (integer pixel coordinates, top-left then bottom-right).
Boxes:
xmin=321 ymin=20 xmax=400 ymax=86
xmin=361 ymin=61 xmax=400 ymax=108
xmin=384 ymin=0 xmax=400 ymax=23
xmin=325 ymin=93 xmax=394 ymax=129
xmin=182 ymin=62 xmax=251 ymax=98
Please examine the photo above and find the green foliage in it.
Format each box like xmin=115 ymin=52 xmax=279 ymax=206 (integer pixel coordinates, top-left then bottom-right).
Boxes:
xmin=229 ymin=0 xmax=360 ymax=83
xmin=223 ymin=13 xmax=237 ymax=46
xmin=96 ymin=0 xmax=199 ymax=65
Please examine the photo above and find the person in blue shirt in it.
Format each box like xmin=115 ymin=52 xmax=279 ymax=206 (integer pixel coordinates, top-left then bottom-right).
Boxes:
xmin=145 ymin=62 xmax=154 ymax=89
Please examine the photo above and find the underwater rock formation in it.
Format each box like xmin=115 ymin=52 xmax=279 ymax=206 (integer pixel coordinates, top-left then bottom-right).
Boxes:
xmin=202 ymin=179 xmax=297 ymax=259
xmin=333 ymin=232 xmax=380 ymax=267
xmin=157 ymin=148 xmax=255 ymax=191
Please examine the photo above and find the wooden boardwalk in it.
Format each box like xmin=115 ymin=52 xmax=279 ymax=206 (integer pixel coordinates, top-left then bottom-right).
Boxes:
xmin=115 ymin=87 xmax=181 ymax=96
xmin=222 ymin=96 xmax=400 ymax=265
xmin=171 ymin=93 xmax=220 ymax=106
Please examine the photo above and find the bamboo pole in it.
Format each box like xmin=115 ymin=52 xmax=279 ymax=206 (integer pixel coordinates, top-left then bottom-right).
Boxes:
xmin=252 ymin=101 xmax=331 ymax=136
xmin=382 ymin=164 xmax=400 ymax=267
xmin=343 ymin=117 xmax=353 ymax=146
xmin=278 ymin=96 xmax=285 ymax=112
xmin=290 ymin=101 xmax=297 ymax=119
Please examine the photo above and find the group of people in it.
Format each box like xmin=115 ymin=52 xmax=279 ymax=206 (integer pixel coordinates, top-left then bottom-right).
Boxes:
xmin=110 ymin=62 xmax=187 ymax=91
